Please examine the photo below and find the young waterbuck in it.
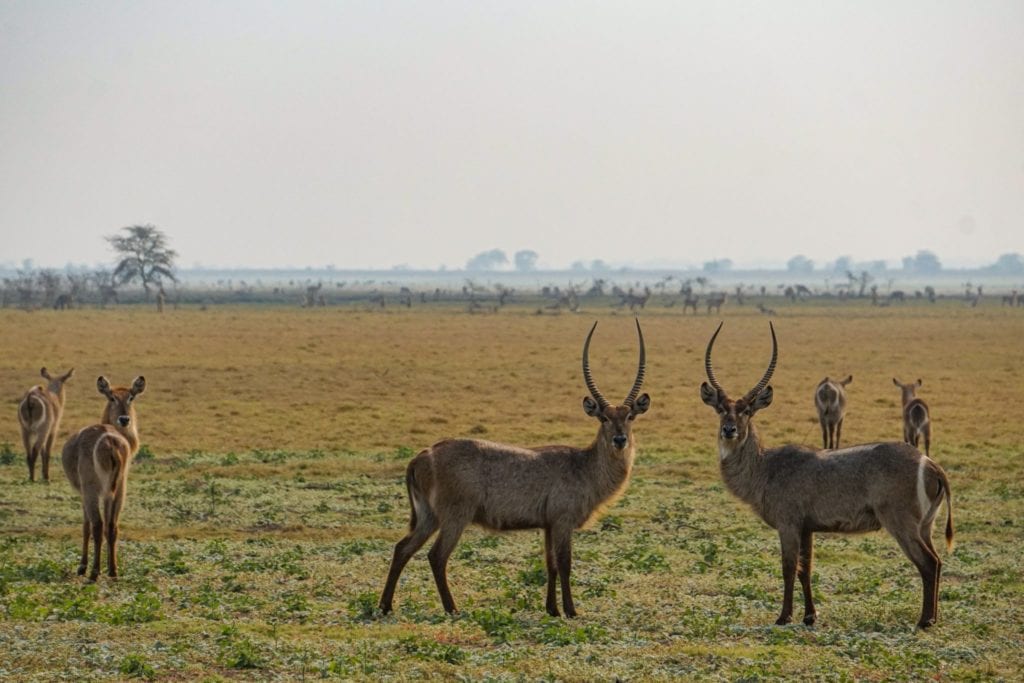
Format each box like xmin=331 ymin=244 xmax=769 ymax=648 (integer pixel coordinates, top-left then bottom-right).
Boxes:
xmin=700 ymin=323 xmax=953 ymax=628
xmin=17 ymin=367 xmax=74 ymax=481
xmin=380 ymin=320 xmax=650 ymax=617
xmin=814 ymin=375 xmax=852 ymax=449
xmin=894 ymin=377 xmax=931 ymax=456
xmin=62 ymin=376 xmax=146 ymax=581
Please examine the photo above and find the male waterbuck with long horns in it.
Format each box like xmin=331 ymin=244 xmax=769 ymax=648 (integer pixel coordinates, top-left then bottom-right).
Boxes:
xmin=814 ymin=375 xmax=852 ymax=449
xmin=62 ymin=376 xmax=146 ymax=581
xmin=380 ymin=320 xmax=650 ymax=617
xmin=699 ymin=323 xmax=953 ymax=628
xmin=894 ymin=378 xmax=931 ymax=456
xmin=18 ymin=367 xmax=75 ymax=482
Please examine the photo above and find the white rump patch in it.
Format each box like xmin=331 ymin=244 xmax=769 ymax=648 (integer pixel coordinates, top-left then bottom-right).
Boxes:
xmin=916 ymin=457 xmax=931 ymax=518
xmin=28 ymin=394 xmax=47 ymax=430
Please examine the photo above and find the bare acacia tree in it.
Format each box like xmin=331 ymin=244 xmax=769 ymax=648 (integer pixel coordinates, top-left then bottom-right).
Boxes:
xmin=107 ymin=225 xmax=178 ymax=299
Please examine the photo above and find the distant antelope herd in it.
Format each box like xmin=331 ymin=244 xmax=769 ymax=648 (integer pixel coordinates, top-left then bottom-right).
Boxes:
xmin=17 ymin=319 xmax=954 ymax=629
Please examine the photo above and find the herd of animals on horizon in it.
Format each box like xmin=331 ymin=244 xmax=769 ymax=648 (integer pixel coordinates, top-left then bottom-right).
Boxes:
xmin=14 ymin=320 xmax=953 ymax=631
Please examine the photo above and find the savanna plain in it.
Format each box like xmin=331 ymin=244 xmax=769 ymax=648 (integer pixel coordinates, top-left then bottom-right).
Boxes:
xmin=1 ymin=301 xmax=1022 ymax=681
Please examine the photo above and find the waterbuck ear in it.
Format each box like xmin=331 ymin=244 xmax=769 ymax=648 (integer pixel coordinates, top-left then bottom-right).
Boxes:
xmin=841 ymin=375 xmax=852 ymax=386
xmin=97 ymin=376 xmax=113 ymax=398
xmin=40 ymin=367 xmax=52 ymax=380
xmin=582 ymin=396 xmax=604 ymax=420
xmin=916 ymin=379 xmax=922 ymax=387
xmin=699 ymin=382 xmax=720 ymax=408
xmin=631 ymin=393 xmax=651 ymax=416
xmin=750 ymin=385 xmax=774 ymax=413
xmin=130 ymin=376 xmax=147 ymax=397
xmin=892 ymin=377 xmax=900 ymax=387
xmin=61 ymin=368 xmax=75 ymax=382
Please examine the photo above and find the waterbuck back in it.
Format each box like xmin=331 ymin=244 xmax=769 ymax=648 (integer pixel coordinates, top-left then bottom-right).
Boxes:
xmin=814 ymin=375 xmax=851 ymax=449
xmin=894 ymin=377 xmax=931 ymax=456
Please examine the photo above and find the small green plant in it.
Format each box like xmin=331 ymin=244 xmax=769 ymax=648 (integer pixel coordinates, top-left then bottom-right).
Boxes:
xmin=399 ymin=635 xmax=467 ymax=664
xmin=347 ymin=591 xmax=379 ymax=621
xmin=0 ymin=442 xmax=15 ymax=466
xmin=119 ymin=653 xmax=156 ymax=680
xmin=220 ymin=452 xmax=239 ymax=465
xmin=135 ymin=444 xmax=155 ymax=462
xmin=468 ymin=607 xmax=520 ymax=643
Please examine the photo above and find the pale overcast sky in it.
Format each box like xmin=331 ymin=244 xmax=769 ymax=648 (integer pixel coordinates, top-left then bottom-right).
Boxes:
xmin=1 ymin=1 xmax=1022 ymax=270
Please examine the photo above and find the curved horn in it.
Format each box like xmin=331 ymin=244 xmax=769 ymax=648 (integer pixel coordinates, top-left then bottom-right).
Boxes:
xmin=704 ymin=321 xmax=725 ymax=392
xmin=623 ymin=318 xmax=647 ymax=407
xmin=582 ymin=321 xmax=610 ymax=410
xmin=743 ymin=321 xmax=778 ymax=403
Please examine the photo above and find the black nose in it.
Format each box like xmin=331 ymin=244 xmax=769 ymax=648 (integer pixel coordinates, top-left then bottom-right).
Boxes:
xmin=118 ymin=416 xmax=130 ymax=427
xmin=613 ymin=435 xmax=628 ymax=449
xmin=722 ymin=425 xmax=738 ymax=439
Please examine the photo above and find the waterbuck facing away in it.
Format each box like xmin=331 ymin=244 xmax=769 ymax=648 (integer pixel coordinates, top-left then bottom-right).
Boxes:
xmin=894 ymin=377 xmax=931 ymax=456
xmin=18 ymin=367 xmax=74 ymax=481
xmin=62 ymin=376 xmax=146 ymax=581
xmin=814 ymin=375 xmax=852 ymax=449
xmin=380 ymin=320 xmax=650 ymax=617
xmin=700 ymin=323 xmax=954 ymax=628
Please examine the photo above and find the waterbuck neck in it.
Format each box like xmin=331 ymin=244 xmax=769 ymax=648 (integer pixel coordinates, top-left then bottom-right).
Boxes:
xmin=585 ymin=432 xmax=636 ymax=500
xmin=718 ymin=422 xmax=767 ymax=508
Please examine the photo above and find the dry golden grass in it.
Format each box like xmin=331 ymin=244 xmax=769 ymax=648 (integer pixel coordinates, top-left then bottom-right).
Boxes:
xmin=3 ymin=301 xmax=1021 ymax=456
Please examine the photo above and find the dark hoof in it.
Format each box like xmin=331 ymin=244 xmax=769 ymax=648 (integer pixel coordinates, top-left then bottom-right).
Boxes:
xmin=379 ymin=603 xmax=392 ymax=615
xmin=77 ymin=565 xmax=86 ymax=576
xmin=775 ymin=615 xmax=793 ymax=625
xmin=917 ymin=618 xmax=936 ymax=630
xmin=87 ymin=573 xmax=99 ymax=583
xmin=107 ymin=572 xmax=118 ymax=579
xmin=546 ymin=606 xmax=560 ymax=617
xmin=803 ymin=612 xmax=817 ymax=626
xmin=564 ymin=609 xmax=578 ymax=619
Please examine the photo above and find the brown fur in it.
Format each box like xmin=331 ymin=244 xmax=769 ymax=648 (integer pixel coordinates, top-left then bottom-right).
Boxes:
xmin=702 ymin=324 xmax=953 ymax=629
xmin=17 ymin=367 xmax=74 ymax=481
xmin=894 ymin=377 xmax=932 ymax=456
xmin=62 ymin=375 xmax=146 ymax=581
xmin=814 ymin=374 xmax=851 ymax=449
xmin=380 ymin=321 xmax=649 ymax=617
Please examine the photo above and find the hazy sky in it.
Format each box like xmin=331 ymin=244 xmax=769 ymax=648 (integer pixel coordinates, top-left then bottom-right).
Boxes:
xmin=2 ymin=1 xmax=1022 ymax=270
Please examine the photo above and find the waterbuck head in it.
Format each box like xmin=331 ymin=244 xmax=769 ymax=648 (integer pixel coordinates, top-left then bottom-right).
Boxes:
xmin=581 ymin=320 xmax=650 ymax=451
xmin=700 ymin=322 xmax=777 ymax=453
xmin=40 ymin=366 xmax=74 ymax=396
xmin=97 ymin=376 xmax=146 ymax=429
xmin=893 ymin=377 xmax=922 ymax=405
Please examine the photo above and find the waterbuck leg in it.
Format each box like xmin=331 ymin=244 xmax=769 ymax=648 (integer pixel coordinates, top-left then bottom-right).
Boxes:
xmin=798 ymin=529 xmax=816 ymax=625
xmin=923 ymin=426 xmax=931 ymax=457
xmin=23 ymin=433 xmax=35 ymax=481
xmin=836 ymin=418 xmax=844 ymax=450
xmin=890 ymin=526 xmax=940 ymax=628
xmin=43 ymin=432 xmax=57 ymax=482
xmin=776 ymin=529 xmax=800 ymax=625
xmin=88 ymin=503 xmax=103 ymax=582
xmin=106 ymin=492 xmax=125 ymax=578
xmin=820 ymin=422 xmax=829 ymax=449
xmin=427 ymin=520 xmax=466 ymax=614
xmin=379 ymin=513 xmax=438 ymax=613
xmin=544 ymin=527 xmax=559 ymax=617
xmin=78 ymin=519 xmax=90 ymax=576
xmin=553 ymin=527 xmax=576 ymax=618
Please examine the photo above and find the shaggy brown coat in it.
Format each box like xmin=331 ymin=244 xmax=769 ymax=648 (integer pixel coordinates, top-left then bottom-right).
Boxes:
xmin=17 ymin=367 xmax=74 ymax=481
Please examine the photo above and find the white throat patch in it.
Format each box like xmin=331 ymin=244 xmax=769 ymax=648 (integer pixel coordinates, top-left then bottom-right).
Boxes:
xmin=718 ymin=442 xmax=734 ymax=462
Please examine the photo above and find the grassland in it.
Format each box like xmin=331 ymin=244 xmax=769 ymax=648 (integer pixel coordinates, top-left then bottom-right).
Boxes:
xmin=1 ymin=300 xmax=1022 ymax=681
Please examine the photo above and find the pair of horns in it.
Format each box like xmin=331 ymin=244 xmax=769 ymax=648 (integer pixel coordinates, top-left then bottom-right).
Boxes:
xmin=705 ymin=321 xmax=777 ymax=403
xmin=582 ymin=319 xmax=646 ymax=410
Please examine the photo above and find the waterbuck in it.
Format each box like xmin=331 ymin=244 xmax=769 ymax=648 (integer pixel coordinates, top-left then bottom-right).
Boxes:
xmin=894 ymin=378 xmax=931 ymax=456
xmin=699 ymin=323 xmax=953 ymax=628
xmin=814 ymin=375 xmax=852 ymax=449
xmin=380 ymin=320 xmax=650 ymax=617
xmin=17 ymin=367 xmax=74 ymax=481
xmin=62 ymin=376 xmax=146 ymax=581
